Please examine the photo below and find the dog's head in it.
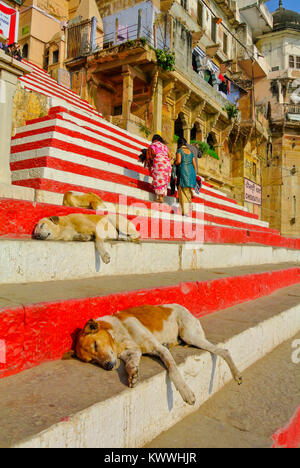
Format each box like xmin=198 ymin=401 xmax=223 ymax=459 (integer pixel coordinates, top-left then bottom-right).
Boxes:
xmin=75 ymin=319 xmax=118 ymax=371
xmin=34 ymin=216 xmax=61 ymax=240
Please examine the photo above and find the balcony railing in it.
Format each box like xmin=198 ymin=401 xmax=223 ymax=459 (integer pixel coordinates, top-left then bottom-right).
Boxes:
xmin=102 ymin=24 xmax=168 ymax=51
xmin=285 ymin=104 xmax=300 ymax=115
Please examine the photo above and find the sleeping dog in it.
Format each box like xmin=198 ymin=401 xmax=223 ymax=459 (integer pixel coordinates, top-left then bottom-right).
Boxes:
xmin=63 ymin=192 xmax=107 ymax=211
xmin=74 ymin=304 xmax=243 ymax=405
xmin=34 ymin=213 xmax=140 ymax=265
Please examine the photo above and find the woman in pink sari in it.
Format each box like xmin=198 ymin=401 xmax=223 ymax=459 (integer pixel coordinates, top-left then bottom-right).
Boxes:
xmin=146 ymin=135 xmax=172 ymax=204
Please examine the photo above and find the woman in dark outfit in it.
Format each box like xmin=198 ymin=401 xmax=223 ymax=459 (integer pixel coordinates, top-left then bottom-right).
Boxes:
xmin=176 ymin=138 xmax=197 ymax=216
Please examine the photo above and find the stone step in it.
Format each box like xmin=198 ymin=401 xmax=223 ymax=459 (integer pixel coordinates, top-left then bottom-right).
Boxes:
xmin=20 ymin=61 xmax=103 ymax=118
xmin=146 ymin=333 xmax=300 ymax=449
xmin=0 ymin=264 xmax=299 ymax=379
xmin=1 ymin=283 xmax=299 ymax=448
xmin=1 ymin=234 xmax=300 ymax=284
xmin=11 ymin=107 xmax=261 ymax=225
xmin=0 ymin=198 xmax=278 ymax=244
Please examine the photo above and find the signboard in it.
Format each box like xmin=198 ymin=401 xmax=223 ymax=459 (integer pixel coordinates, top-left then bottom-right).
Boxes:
xmin=244 ymin=178 xmax=262 ymax=206
xmin=0 ymin=1 xmax=19 ymax=44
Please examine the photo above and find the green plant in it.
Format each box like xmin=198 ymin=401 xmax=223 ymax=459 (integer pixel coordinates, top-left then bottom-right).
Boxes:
xmin=207 ymin=148 xmax=220 ymax=160
xmin=198 ymin=142 xmax=210 ymax=155
xmin=139 ymin=37 xmax=148 ymax=47
xmin=155 ymin=49 xmax=175 ymax=71
xmin=223 ymin=103 xmax=239 ymax=120
xmin=191 ymin=141 xmax=219 ymax=160
xmin=125 ymin=40 xmax=136 ymax=47
xmin=139 ymin=123 xmax=151 ymax=138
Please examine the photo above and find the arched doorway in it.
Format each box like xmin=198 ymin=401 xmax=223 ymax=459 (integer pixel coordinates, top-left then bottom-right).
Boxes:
xmin=191 ymin=121 xmax=202 ymax=142
xmin=207 ymin=131 xmax=217 ymax=150
xmin=174 ymin=115 xmax=184 ymax=139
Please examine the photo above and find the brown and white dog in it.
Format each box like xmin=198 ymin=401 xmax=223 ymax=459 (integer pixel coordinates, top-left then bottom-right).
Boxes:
xmin=34 ymin=213 xmax=140 ymax=265
xmin=63 ymin=192 xmax=107 ymax=211
xmin=74 ymin=304 xmax=243 ymax=406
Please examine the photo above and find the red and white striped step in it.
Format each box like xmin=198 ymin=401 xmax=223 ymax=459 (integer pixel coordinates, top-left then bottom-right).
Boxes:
xmin=19 ymin=61 xmax=103 ymax=119
xmin=10 ymin=107 xmax=273 ymax=235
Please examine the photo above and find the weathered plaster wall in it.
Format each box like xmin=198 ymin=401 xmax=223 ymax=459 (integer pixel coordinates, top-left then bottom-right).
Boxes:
xmin=12 ymin=84 xmax=48 ymax=136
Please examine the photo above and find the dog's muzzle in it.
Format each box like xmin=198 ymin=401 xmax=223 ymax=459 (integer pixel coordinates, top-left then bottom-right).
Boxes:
xmin=105 ymin=360 xmax=117 ymax=371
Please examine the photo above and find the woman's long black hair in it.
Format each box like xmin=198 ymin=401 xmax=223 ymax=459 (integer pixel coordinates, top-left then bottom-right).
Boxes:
xmin=177 ymin=137 xmax=187 ymax=149
xmin=152 ymin=134 xmax=165 ymax=144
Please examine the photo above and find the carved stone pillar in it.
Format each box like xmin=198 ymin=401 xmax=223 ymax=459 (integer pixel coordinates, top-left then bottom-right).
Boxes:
xmin=122 ymin=66 xmax=133 ymax=123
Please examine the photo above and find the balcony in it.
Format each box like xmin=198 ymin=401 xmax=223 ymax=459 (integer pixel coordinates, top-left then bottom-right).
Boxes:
xmin=285 ymin=104 xmax=300 ymax=122
xmin=237 ymin=0 xmax=273 ymax=39
xmin=238 ymin=44 xmax=270 ymax=78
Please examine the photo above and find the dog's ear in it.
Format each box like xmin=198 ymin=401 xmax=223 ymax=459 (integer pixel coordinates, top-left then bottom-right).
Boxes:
xmin=49 ymin=216 xmax=60 ymax=225
xmin=62 ymin=350 xmax=75 ymax=360
xmin=83 ymin=319 xmax=100 ymax=335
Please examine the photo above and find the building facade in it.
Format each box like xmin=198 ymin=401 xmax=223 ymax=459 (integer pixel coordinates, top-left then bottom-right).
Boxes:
xmin=256 ymin=1 xmax=300 ymax=238
xmin=6 ymin=0 xmax=279 ymax=216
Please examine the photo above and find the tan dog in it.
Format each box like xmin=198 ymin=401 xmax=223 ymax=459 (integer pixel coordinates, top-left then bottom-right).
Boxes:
xmin=63 ymin=192 xmax=107 ymax=211
xmin=34 ymin=213 xmax=140 ymax=265
xmin=74 ymin=304 xmax=243 ymax=405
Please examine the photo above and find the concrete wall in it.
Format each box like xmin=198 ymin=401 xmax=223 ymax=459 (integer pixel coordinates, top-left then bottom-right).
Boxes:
xmin=102 ymin=1 xmax=156 ymax=41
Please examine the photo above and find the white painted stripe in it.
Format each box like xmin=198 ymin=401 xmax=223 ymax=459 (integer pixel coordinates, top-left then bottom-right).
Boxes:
xmin=20 ymin=75 xmax=96 ymax=111
xmin=13 ymin=118 xmax=143 ymax=156
xmin=11 ymin=129 xmax=266 ymax=223
xmin=10 ymin=142 xmax=262 ymax=221
xmin=11 ymin=167 xmax=269 ymax=228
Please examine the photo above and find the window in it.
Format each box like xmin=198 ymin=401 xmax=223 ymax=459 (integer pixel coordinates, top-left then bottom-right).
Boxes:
xmin=297 ymin=56 xmax=300 ymax=69
xmin=44 ymin=48 xmax=49 ymax=70
xmin=22 ymin=43 xmax=28 ymax=59
xmin=197 ymin=1 xmax=203 ymax=27
xmin=211 ymin=18 xmax=217 ymax=43
xmin=289 ymin=55 xmax=295 ymax=68
xmin=53 ymin=49 xmax=59 ymax=64
xmin=223 ymin=33 xmax=228 ymax=55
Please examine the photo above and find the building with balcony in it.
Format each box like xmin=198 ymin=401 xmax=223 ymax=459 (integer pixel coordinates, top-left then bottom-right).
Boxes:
xmin=255 ymin=1 xmax=300 ymax=238
xmin=58 ymin=0 xmax=271 ymax=211
xmin=6 ymin=0 xmax=274 ymax=214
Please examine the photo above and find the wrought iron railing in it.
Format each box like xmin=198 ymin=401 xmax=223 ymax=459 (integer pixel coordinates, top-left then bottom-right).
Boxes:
xmin=102 ymin=24 xmax=168 ymax=51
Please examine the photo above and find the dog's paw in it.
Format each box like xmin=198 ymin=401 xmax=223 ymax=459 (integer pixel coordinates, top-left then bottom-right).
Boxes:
xmin=181 ymin=387 xmax=196 ymax=406
xmin=235 ymin=374 xmax=243 ymax=386
xmin=128 ymin=368 xmax=139 ymax=388
xmin=102 ymin=253 xmax=111 ymax=264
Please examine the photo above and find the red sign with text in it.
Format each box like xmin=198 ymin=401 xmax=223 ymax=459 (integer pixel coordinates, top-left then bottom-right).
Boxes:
xmin=0 ymin=1 xmax=19 ymax=44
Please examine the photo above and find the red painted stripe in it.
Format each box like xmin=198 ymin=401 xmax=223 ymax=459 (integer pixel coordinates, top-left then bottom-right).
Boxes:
xmin=12 ymin=123 xmax=144 ymax=160
xmin=0 ymin=267 xmax=300 ymax=379
xmin=272 ymin=406 xmax=300 ymax=448
xmin=10 ymin=150 xmax=259 ymax=220
xmin=23 ymin=71 xmax=92 ymax=103
xmin=0 ymin=195 xmax=277 ymax=244
xmin=8 ymin=183 xmax=300 ymax=249
xmin=14 ymin=122 xmax=239 ymax=207
xmin=20 ymin=78 xmax=100 ymax=116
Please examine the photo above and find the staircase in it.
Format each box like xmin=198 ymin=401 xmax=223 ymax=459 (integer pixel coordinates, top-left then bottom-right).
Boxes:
xmin=0 ymin=61 xmax=300 ymax=447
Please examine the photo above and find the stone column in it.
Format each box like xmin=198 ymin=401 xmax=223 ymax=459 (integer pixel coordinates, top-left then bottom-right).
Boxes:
xmin=153 ymin=77 xmax=163 ymax=135
xmin=122 ymin=66 xmax=133 ymax=123
xmin=0 ymin=51 xmax=31 ymax=189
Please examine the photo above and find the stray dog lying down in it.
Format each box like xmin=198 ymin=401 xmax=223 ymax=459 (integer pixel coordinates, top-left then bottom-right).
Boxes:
xmin=34 ymin=213 xmax=140 ymax=265
xmin=63 ymin=191 xmax=107 ymax=211
xmin=74 ymin=304 xmax=243 ymax=405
